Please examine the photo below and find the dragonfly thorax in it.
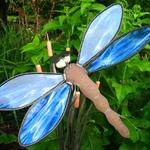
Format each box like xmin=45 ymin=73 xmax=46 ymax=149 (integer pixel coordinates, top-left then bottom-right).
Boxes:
xmin=64 ymin=63 xmax=88 ymax=86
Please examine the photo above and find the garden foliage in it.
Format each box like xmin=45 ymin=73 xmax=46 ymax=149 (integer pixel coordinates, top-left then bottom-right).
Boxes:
xmin=0 ymin=0 xmax=150 ymax=149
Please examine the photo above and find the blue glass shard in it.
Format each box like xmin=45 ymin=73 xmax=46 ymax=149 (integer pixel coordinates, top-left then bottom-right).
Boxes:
xmin=78 ymin=4 xmax=122 ymax=66
xmin=87 ymin=26 xmax=150 ymax=73
xmin=19 ymin=83 xmax=72 ymax=146
xmin=0 ymin=73 xmax=64 ymax=110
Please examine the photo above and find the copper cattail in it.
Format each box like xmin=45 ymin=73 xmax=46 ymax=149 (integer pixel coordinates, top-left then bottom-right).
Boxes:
xmin=96 ymin=81 xmax=100 ymax=88
xmin=47 ymin=40 xmax=53 ymax=57
xmin=74 ymin=91 xmax=80 ymax=108
xmin=66 ymin=47 xmax=70 ymax=52
xmin=46 ymin=33 xmax=53 ymax=57
xmin=35 ymin=64 xmax=43 ymax=73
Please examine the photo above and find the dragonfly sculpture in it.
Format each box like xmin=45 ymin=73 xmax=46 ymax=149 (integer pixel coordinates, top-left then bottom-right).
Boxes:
xmin=0 ymin=3 xmax=150 ymax=147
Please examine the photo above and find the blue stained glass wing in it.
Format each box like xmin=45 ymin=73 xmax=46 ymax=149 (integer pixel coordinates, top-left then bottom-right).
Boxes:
xmin=87 ymin=26 xmax=150 ymax=73
xmin=0 ymin=73 xmax=64 ymax=110
xmin=19 ymin=83 xmax=72 ymax=146
xmin=77 ymin=4 xmax=123 ymax=66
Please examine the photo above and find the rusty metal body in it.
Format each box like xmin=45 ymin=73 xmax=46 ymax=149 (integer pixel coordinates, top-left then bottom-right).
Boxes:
xmin=64 ymin=63 xmax=129 ymax=138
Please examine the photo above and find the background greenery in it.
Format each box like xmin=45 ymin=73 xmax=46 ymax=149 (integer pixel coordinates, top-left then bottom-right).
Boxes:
xmin=0 ymin=0 xmax=150 ymax=150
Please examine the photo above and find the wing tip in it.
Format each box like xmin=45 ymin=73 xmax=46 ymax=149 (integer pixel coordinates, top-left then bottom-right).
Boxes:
xmin=18 ymin=130 xmax=37 ymax=147
xmin=111 ymin=3 xmax=123 ymax=11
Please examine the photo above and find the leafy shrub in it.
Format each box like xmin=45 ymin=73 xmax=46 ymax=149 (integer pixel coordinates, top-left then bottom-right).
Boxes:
xmin=0 ymin=0 xmax=150 ymax=150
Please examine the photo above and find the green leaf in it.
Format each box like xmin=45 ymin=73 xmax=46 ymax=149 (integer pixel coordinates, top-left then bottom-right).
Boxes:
xmin=132 ymin=119 xmax=150 ymax=129
xmin=21 ymin=43 xmax=34 ymax=52
xmin=126 ymin=56 xmax=150 ymax=72
xmin=0 ymin=132 xmax=17 ymax=144
xmin=123 ymin=119 xmax=140 ymax=142
xmin=91 ymin=3 xmax=105 ymax=11
xmin=33 ymin=34 xmax=40 ymax=47
xmin=142 ymin=101 xmax=150 ymax=119
xmin=43 ymin=48 xmax=49 ymax=62
xmin=68 ymin=6 xmax=80 ymax=14
xmin=21 ymin=35 xmax=41 ymax=53
xmin=119 ymin=142 xmax=131 ymax=150
xmin=80 ymin=2 xmax=91 ymax=14
xmin=121 ymin=100 xmax=131 ymax=116
xmin=81 ymin=125 xmax=104 ymax=150
xmin=112 ymin=81 xmax=136 ymax=104
xmin=28 ymin=131 xmax=59 ymax=150
xmin=119 ymin=141 xmax=149 ymax=150
xmin=71 ymin=39 xmax=80 ymax=51
xmin=13 ymin=65 xmax=33 ymax=74
xmin=31 ymin=53 xmax=43 ymax=64
xmin=138 ymin=18 xmax=150 ymax=24
xmin=70 ymin=10 xmax=81 ymax=25
xmin=59 ymin=15 xmax=66 ymax=25
xmin=77 ymin=26 xmax=87 ymax=39
xmin=139 ymin=130 xmax=150 ymax=144
xmin=145 ymin=44 xmax=150 ymax=49
xmin=133 ymin=4 xmax=141 ymax=14
xmin=138 ymin=12 xmax=150 ymax=17
xmin=39 ymin=41 xmax=46 ymax=50
xmin=42 ymin=20 xmax=61 ymax=33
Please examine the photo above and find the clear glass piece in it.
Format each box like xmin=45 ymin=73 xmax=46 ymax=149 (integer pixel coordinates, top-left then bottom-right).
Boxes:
xmin=78 ymin=4 xmax=122 ymax=66
xmin=0 ymin=73 xmax=64 ymax=109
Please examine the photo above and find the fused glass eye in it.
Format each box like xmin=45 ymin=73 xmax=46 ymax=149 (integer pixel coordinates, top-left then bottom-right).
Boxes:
xmin=51 ymin=51 xmax=70 ymax=68
xmin=56 ymin=59 xmax=66 ymax=68
xmin=64 ymin=55 xmax=71 ymax=63
xmin=55 ymin=55 xmax=70 ymax=68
